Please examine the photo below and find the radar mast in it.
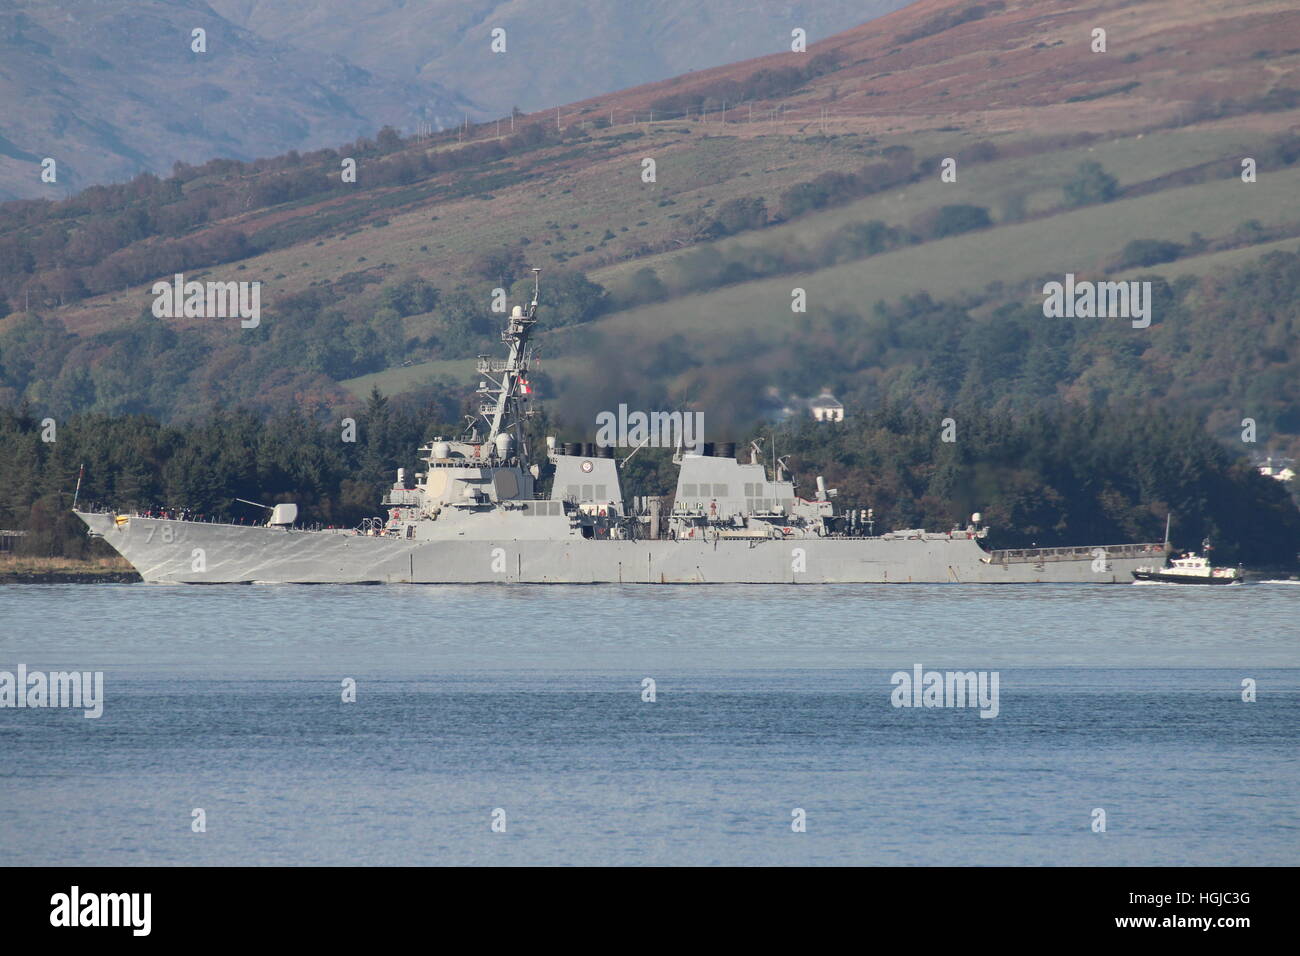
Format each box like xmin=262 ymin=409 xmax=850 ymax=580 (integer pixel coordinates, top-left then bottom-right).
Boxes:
xmin=474 ymin=268 xmax=540 ymax=464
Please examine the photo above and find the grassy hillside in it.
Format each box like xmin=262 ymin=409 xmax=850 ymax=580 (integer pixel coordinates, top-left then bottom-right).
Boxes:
xmin=1 ymin=0 xmax=1298 ymax=462
xmin=575 ymin=163 xmax=1300 ymax=347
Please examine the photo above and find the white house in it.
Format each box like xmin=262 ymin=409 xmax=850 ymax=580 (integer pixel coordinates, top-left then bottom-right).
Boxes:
xmin=808 ymin=390 xmax=844 ymax=422
xmin=763 ymin=387 xmax=847 ymax=423
xmin=1258 ymin=457 xmax=1296 ymax=483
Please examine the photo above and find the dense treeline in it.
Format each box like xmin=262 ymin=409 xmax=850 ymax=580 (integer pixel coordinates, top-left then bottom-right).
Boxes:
xmin=5 ymin=246 xmax=1296 ymax=482
xmin=0 ymin=390 xmax=463 ymax=559
xmin=2 ymin=394 xmax=1294 ymax=568
xmin=771 ymin=402 xmax=1300 ymax=566
xmin=555 ymin=250 xmax=1300 ymax=471
xmin=776 ymin=250 xmax=1300 ymax=449
xmin=0 ymin=267 xmax=609 ymax=419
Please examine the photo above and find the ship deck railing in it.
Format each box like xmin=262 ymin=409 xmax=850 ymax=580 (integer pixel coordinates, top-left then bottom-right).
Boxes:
xmin=75 ymin=507 xmax=369 ymax=535
xmin=986 ymin=542 xmax=1167 ymax=564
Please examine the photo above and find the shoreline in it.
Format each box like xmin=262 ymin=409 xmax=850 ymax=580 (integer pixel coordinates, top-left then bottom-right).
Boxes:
xmin=0 ymin=557 xmax=142 ymax=584
xmin=1 ymin=571 xmax=144 ymax=583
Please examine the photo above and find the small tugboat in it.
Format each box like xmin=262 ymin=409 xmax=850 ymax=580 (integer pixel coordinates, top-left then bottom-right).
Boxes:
xmin=1132 ymin=539 xmax=1243 ymax=585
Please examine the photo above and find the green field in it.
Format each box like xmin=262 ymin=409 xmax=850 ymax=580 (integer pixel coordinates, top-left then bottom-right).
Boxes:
xmin=589 ymin=126 xmax=1265 ymax=292
xmin=343 ymin=358 xmax=476 ymax=397
xmin=585 ymin=164 xmax=1300 ymax=353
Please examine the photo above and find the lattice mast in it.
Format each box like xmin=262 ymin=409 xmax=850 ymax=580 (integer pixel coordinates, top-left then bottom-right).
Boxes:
xmin=475 ymin=268 xmax=540 ymax=463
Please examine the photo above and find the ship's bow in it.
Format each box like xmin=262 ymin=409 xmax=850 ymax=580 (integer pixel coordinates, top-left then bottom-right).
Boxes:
xmin=75 ymin=510 xmax=118 ymax=538
xmin=74 ymin=510 xmax=143 ymax=577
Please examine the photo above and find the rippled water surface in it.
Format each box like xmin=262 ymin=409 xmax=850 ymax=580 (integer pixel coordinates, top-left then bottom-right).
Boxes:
xmin=1 ymin=583 xmax=1297 ymax=865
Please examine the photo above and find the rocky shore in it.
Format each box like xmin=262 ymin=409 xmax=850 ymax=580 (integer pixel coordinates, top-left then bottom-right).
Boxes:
xmin=0 ymin=557 xmax=141 ymax=584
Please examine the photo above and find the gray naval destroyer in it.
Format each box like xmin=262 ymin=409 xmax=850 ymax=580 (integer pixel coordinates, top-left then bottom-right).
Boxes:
xmin=76 ymin=274 xmax=1166 ymax=584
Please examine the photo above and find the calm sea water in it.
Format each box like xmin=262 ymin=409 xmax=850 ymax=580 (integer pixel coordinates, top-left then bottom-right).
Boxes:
xmin=1 ymin=582 xmax=1297 ymax=866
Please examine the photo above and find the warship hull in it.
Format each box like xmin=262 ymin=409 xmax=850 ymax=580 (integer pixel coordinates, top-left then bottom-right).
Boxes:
xmin=76 ymin=512 xmax=1161 ymax=584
